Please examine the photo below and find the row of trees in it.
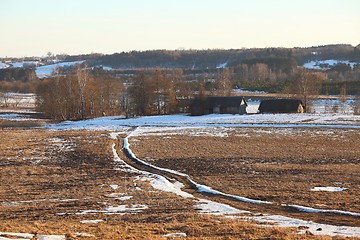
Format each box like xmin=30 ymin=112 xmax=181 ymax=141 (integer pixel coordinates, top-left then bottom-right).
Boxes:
xmin=36 ymin=66 xmax=122 ymax=120
xmin=36 ymin=66 xmax=237 ymax=118
xmin=85 ymin=44 xmax=359 ymax=69
xmin=0 ymin=68 xmax=37 ymax=82
xmin=36 ymin=64 xmax=331 ymax=119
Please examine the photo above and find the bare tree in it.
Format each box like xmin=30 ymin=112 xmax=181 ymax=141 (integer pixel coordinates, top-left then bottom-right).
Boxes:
xmin=128 ymin=70 xmax=155 ymax=115
xmin=36 ymin=66 xmax=123 ymax=120
xmin=294 ymin=68 xmax=326 ymax=113
xmin=76 ymin=64 xmax=89 ymax=119
xmin=216 ymin=68 xmax=232 ymax=96
xmin=353 ymin=95 xmax=360 ymax=115
xmin=339 ymin=82 xmax=347 ymax=113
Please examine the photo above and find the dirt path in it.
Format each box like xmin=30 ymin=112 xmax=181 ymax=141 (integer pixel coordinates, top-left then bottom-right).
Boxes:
xmin=117 ymin=128 xmax=360 ymax=228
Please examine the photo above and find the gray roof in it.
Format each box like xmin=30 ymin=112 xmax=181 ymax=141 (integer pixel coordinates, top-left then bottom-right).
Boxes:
xmin=258 ymin=99 xmax=303 ymax=113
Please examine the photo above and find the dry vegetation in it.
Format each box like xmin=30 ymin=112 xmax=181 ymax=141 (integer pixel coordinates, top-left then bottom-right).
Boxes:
xmin=130 ymin=127 xmax=360 ymax=227
xmin=0 ymin=125 xmax=358 ymax=239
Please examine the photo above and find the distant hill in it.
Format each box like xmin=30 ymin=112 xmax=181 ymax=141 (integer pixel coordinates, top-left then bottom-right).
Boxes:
xmin=63 ymin=44 xmax=360 ymax=69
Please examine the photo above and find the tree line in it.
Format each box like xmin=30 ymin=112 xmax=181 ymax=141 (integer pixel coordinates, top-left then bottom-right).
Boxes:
xmin=36 ymin=65 xmax=123 ymax=120
xmin=65 ymin=44 xmax=360 ymax=69
xmin=35 ymin=63 xmax=334 ymax=119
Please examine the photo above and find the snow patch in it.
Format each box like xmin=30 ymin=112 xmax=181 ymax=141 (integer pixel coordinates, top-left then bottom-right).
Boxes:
xmin=163 ymin=232 xmax=187 ymax=237
xmin=196 ymin=198 xmax=250 ymax=215
xmin=311 ymin=186 xmax=347 ymax=192
xmin=303 ymin=59 xmax=358 ymax=70
xmin=287 ymin=204 xmax=360 ymax=217
xmin=216 ymin=61 xmax=228 ymax=69
xmin=249 ymin=214 xmax=360 ymax=237
xmin=35 ymin=61 xmax=83 ymax=78
xmin=195 ymin=183 xmax=271 ymax=205
xmin=37 ymin=235 xmax=65 ymax=240
xmin=117 ymin=196 xmax=133 ymax=201
xmin=109 ymin=184 xmax=119 ymax=190
xmin=0 ymin=62 xmax=10 ymax=69
xmin=47 ymin=113 xmax=360 ymax=131
xmin=139 ymin=175 xmax=193 ymax=198
xmin=105 ymin=204 xmax=148 ymax=213
xmin=0 ymin=232 xmax=34 ymax=239
xmin=80 ymin=219 xmax=104 ymax=224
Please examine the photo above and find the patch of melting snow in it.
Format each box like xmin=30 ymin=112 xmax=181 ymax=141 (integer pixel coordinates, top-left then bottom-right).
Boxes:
xmin=48 ymin=113 xmax=360 ymax=131
xmin=196 ymin=199 xmax=250 ymax=215
xmin=286 ymin=204 xmax=360 ymax=217
xmin=105 ymin=204 xmax=148 ymax=213
xmin=130 ymin=126 xmax=231 ymax=138
xmin=37 ymin=235 xmax=65 ymax=240
xmin=74 ymin=232 xmax=95 ymax=237
xmin=75 ymin=204 xmax=148 ymax=215
xmin=0 ymin=232 xmax=34 ymax=239
xmin=311 ymin=186 xmax=347 ymax=192
xmin=248 ymin=214 xmax=360 ymax=237
xmin=117 ymin=196 xmax=133 ymax=201
xmin=109 ymin=184 xmax=119 ymax=190
xmin=105 ymin=193 xmax=133 ymax=201
xmin=0 ymin=233 xmax=66 ymax=240
xmin=112 ymin=143 xmax=144 ymax=174
xmin=80 ymin=219 xmax=104 ymax=224
xmin=139 ymin=175 xmax=193 ymax=198
xmin=163 ymin=232 xmax=187 ymax=237
xmin=194 ymin=182 xmax=271 ymax=205
xmin=47 ymin=137 xmax=66 ymax=143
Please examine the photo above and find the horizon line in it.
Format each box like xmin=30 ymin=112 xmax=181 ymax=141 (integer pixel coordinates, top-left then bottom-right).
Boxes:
xmin=1 ymin=43 xmax=359 ymax=59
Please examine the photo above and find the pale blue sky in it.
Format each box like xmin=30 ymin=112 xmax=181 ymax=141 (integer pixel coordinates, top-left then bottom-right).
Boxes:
xmin=1 ymin=0 xmax=359 ymax=57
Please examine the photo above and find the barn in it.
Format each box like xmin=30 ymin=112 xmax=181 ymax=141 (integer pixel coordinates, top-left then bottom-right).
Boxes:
xmin=258 ymin=99 xmax=304 ymax=113
xmin=190 ymin=96 xmax=247 ymax=116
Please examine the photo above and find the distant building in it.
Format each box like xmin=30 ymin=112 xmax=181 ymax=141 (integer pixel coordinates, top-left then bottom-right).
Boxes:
xmin=190 ymin=96 xmax=247 ymax=116
xmin=258 ymin=99 xmax=304 ymax=113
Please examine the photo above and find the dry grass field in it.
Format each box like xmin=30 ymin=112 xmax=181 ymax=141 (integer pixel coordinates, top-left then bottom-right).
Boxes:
xmin=131 ymin=128 xmax=360 ymax=227
xmin=0 ymin=121 xmax=359 ymax=239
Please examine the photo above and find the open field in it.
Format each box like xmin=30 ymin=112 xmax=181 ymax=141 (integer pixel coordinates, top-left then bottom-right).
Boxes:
xmin=129 ymin=127 xmax=360 ymax=227
xmin=0 ymin=113 xmax=360 ymax=239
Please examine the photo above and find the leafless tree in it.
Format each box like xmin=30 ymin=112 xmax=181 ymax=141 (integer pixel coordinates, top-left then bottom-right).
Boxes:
xmin=216 ymin=68 xmax=232 ymax=96
xmin=294 ymin=68 xmax=326 ymax=113
xmin=36 ymin=65 xmax=123 ymax=120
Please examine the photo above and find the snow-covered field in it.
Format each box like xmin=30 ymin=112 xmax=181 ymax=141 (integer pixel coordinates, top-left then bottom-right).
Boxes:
xmin=49 ymin=113 xmax=360 ymax=131
xmin=0 ymin=93 xmax=36 ymax=111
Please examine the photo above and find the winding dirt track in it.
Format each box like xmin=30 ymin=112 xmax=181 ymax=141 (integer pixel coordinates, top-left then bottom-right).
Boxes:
xmin=115 ymin=129 xmax=360 ymax=228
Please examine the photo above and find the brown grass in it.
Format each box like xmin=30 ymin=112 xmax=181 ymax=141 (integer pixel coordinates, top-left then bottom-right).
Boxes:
xmin=130 ymin=127 xmax=360 ymax=227
xmin=0 ymin=119 xmax=44 ymax=128
xmin=0 ymin=127 xmax=358 ymax=239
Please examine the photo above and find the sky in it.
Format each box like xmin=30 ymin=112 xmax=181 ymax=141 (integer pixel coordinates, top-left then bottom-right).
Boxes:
xmin=1 ymin=0 xmax=359 ymax=57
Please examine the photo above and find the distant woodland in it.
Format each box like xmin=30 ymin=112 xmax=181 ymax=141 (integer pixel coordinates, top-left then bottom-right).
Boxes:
xmin=1 ymin=44 xmax=360 ymax=119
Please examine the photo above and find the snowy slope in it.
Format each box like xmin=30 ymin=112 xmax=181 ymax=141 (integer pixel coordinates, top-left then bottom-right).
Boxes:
xmin=35 ymin=61 xmax=83 ymax=78
xmin=303 ymin=59 xmax=358 ymax=70
xmin=0 ymin=62 xmax=10 ymax=69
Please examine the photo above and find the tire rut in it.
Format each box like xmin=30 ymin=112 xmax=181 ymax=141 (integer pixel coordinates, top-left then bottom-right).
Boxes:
xmin=114 ymin=131 xmax=360 ymax=228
